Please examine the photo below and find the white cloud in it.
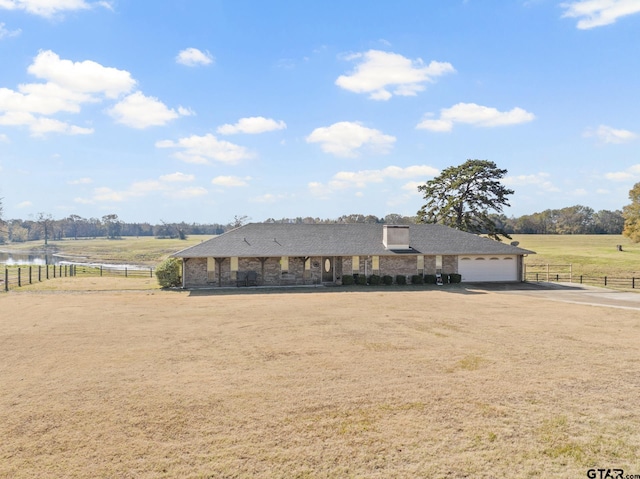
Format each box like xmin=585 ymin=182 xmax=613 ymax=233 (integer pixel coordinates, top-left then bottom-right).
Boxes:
xmin=584 ymin=124 xmax=637 ymax=144
xmin=37 ymin=120 xmax=92 ymax=136
xmin=4 ymin=82 xmax=95 ymax=115
xmin=17 ymin=200 xmax=32 ymax=208
xmin=605 ymin=164 xmax=640 ymax=181
xmin=401 ymin=181 xmax=424 ymax=193
xmin=159 ymin=172 xmax=195 ymax=182
xmin=107 ymin=92 xmax=188 ymax=129
xmin=309 ymin=164 xmax=438 ymax=196
xmin=0 ymin=50 xmax=141 ymax=136
xmin=335 ymin=50 xmax=455 ymax=100
xmin=156 ymin=133 xmax=254 ymax=164
xmin=28 ymin=50 xmax=135 ymax=99
xmin=177 ymin=106 xmax=195 ymax=116
xmin=561 ymin=0 xmax=640 ymax=29
xmin=0 ymin=0 xmax=112 ymax=18
xmin=212 ymin=176 xmax=251 ymax=187
xmin=217 ymin=116 xmax=286 ymax=135
xmin=176 ymin=48 xmax=214 ymax=67
xmin=0 ymin=22 xmax=21 ymax=39
xmin=76 ymin=173 xmax=208 ymax=204
xmin=306 ymin=121 xmax=396 ymax=157
xmin=0 ymin=133 xmax=9 ymax=142
xmin=0 ymin=110 xmax=93 ymax=136
xmin=417 ymin=102 xmax=535 ymax=132
xmin=503 ymin=172 xmax=560 ymax=192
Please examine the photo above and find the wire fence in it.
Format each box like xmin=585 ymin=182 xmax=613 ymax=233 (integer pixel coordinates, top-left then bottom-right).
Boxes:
xmin=524 ymin=264 xmax=639 ymax=290
xmin=2 ymin=264 xmax=155 ymax=292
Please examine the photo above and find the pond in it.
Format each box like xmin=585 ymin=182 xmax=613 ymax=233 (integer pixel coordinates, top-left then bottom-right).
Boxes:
xmin=0 ymin=251 xmax=149 ymax=270
xmin=0 ymin=251 xmax=63 ymax=266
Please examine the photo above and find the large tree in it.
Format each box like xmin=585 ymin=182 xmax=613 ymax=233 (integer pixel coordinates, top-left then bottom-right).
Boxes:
xmin=416 ymin=159 xmax=514 ymax=240
xmin=622 ymin=182 xmax=640 ymax=242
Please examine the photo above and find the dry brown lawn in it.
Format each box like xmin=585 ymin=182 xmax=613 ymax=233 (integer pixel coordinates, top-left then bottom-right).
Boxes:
xmin=1 ymin=278 xmax=639 ymax=478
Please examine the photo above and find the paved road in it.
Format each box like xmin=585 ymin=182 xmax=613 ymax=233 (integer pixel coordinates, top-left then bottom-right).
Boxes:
xmin=466 ymin=281 xmax=640 ymax=311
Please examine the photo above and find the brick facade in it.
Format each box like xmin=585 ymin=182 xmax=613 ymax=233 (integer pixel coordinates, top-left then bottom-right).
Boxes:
xmin=183 ymin=254 xmax=459 ymax=287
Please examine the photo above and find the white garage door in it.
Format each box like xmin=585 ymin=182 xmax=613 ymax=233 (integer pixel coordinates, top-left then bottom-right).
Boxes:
xmin=458 ymin=255 xmax=518 ymax=282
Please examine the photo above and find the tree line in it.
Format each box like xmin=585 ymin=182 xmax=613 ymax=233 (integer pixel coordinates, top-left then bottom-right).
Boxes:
xmin=262 ymin=207 xmax=624 ymax=235
xmin=0 ymin=213 xmax=227 ymax=244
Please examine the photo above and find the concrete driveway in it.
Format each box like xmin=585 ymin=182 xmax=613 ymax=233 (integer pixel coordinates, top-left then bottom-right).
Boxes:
xmin=465 ymin=281 xmax=640 ymax=311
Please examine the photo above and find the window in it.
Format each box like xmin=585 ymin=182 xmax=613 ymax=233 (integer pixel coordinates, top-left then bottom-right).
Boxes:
xmin=352 ymin=256 xmax=360 ymax=273
xmin=280 ymin=256 xmax=289 ymax=272
xmin=230 ymin=257 xmax=239 ymax=271
xmin=417 ymin=255 xmax=424 ymax=270
xmin=372 ymin=255 xmax=379 ymax=271
xmin=207 ymin=257 xmax=215 ymax=282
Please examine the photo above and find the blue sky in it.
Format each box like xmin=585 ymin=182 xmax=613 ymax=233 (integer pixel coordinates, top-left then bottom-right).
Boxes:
xmin=1 ymin=0 xmax=639 ymax=224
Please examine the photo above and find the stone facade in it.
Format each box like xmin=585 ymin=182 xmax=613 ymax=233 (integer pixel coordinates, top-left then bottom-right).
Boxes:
xmin=183 ymin=256 xmax=329 ymax=287
xmin=183 ymin=254 xmax=460 ymax=287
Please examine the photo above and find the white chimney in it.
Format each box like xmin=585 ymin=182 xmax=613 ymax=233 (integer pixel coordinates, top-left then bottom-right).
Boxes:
xmin=383 ymin=225 xmax=410 ymax=250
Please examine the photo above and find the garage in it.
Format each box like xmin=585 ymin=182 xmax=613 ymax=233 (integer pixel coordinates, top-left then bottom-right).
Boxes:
xmin=458 ymin=255 xmax=518 ymax=282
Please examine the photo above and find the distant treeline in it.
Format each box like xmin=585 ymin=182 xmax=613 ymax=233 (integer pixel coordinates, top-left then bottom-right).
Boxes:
xmin=0 ymin=205 xmax=624 ymax=244
xmin=1 ymin=215 xmax=227 ymax=243
xmin=264 ymin=206 xmax=625 ymax=235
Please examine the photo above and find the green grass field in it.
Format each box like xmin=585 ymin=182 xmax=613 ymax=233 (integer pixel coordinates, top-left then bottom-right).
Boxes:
xmin=512 ymin=234 xmax=640 ymax=277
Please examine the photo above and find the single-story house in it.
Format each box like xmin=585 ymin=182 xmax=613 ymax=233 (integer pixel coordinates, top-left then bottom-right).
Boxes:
xmin=173 ymin=223 xmax=534 ymax=288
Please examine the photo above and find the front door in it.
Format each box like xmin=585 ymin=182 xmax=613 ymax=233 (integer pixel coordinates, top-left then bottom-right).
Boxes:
xmin=322 ymin=257 xmax=334 ymax=282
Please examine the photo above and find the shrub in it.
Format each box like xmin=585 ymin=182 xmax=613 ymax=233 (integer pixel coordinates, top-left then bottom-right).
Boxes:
xmin=424 ymin=274 xmax=437 ymax=284
xmin=368 ymin=274 xmax=381 ymax=286
xmin=411 ymin=274 xmax=424 ymax=285
xmin=155 ymin=257 xmax=182 ymax=288
xmin=449 ymin=273 xmax=462 ymax=283
xmin=382 ymin=275 xmax=393 ymax=285
xmin=356 ymin=274 xmax=367 ymax=285
xmin=341 ymin=275 xmax=355 ymax=285
xmin=395 ymin=274 xmax=407 ymax=285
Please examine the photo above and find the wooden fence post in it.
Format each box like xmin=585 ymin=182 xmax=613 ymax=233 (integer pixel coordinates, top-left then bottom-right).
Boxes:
xmin=4 ymin=267 xmax=8 ymax=291
xmin=29 ymin=266 xmax=32 ymax=284
xmin=569 ymin=264 xmax=572 ymax=283
xmin=546 ymin=264 xmax=549 ymax=282
xmin=18 ymin=267 xmax=21 ymax=287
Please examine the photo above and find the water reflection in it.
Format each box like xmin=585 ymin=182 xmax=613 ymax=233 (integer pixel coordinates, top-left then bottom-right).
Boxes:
xmin=0 ymin=252 xmax=60 ymax=266
xmin=0 ymin=251 xmax=149 ymax=270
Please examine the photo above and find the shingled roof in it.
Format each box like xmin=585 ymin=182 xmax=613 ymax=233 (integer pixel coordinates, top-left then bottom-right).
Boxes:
xmin=173 ymin=223 xmax=534 ymax=258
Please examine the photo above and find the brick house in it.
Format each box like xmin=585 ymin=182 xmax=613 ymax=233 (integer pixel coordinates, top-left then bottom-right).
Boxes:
xmin=173 ymin=223 xmax=534 ymax=288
